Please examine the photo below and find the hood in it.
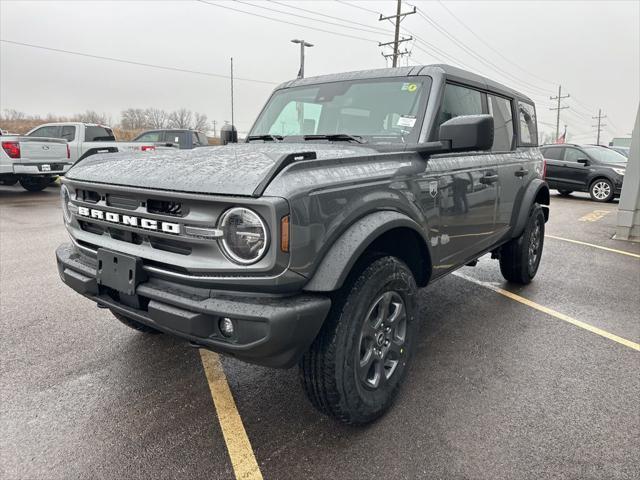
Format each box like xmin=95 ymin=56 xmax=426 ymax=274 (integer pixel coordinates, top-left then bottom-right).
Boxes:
xmin=66 ymin=143 xmax=379 ymax=196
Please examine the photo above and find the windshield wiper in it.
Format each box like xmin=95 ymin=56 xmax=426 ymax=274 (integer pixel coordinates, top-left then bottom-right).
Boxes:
xmin=303 ymin=134 xmax=366 ymax=144
xmin=247 ymin=134 xmax=283 ymax=142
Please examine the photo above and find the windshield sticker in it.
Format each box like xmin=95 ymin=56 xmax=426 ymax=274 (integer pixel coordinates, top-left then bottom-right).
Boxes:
xmin=397 ymin=115 xmax=416 ymax=128
xmin=401 ymin=83 xmax=418 ymax=92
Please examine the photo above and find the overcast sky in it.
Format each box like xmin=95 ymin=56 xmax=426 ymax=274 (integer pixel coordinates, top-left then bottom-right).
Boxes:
xmin=1 ymin=0 xmax=639 ymax=141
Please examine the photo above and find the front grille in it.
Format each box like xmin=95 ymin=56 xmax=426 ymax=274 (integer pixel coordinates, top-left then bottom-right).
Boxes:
xmin=106 ymin=194 xmax=139 ymax=210
xmin=77 ymin=189 xmax=100 ymax=203
xmin=147 ymin=199 xmax=184 ymax=217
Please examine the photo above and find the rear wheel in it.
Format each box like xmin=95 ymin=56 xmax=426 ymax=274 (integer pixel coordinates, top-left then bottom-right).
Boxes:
xmin=111 ymin=311 xmax=162 ymax=334
xmin=589 ymin=179 xmax=614 ymax=202
xmin=499 ymin=203 xmax=545 ymax=285
xmin=19 ymin=176 xmax=50 ymax=192
xmin=300 ymin=256 xmax=418 ymax=425
xmin=557 ymin=189 xmax=572 ymax=196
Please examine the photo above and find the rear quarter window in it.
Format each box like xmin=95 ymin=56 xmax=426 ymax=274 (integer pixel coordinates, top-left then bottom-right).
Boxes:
xmin=85 ymin=126 xmax=115 ymax=142
xmin=517 ymin=101 xmax=538 ymax=146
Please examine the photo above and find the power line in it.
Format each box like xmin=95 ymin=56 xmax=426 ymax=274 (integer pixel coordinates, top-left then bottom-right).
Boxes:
xmin=234 ymin=0 xmax=388 ymax=36
xmin=197 ymin=0 xmax=379 ymax=43
xmin=268 ymin=0 xmax=393 ymax=35
xmin=0 ymin=39 xmax=279 ymax=85
xmin=409 ymin=5 xmax=553 ymax=96
xmin=435 ymin=0 xmax=558 ymax=88
xmin=335 ymin=0 xmax=382 ymax=16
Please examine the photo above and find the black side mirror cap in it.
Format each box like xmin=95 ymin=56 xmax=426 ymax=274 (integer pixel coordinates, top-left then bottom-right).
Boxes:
xmin=438 ymin=114 xmax=494 ymax=152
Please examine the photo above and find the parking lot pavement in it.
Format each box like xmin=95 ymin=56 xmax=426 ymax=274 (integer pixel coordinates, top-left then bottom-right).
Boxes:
xmin=1 ymin=184 xmax=639 ymax=480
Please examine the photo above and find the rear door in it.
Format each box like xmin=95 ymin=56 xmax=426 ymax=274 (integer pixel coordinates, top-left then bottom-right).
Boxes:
xmin=429 ymin=83 xmax=499 ymax=268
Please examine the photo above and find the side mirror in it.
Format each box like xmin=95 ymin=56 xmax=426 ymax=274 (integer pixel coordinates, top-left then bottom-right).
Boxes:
xmin=220 ymin=124 xmax=238 ymax=145
xmin=577 ymin=158 xmax=590 ymax=166
xmin=439 ymin=114 xmax=494 ymax=152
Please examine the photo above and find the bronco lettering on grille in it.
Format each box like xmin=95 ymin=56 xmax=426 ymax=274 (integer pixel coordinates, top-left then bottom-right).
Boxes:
xmin=77 ymin=206 xmax=180 ymax=234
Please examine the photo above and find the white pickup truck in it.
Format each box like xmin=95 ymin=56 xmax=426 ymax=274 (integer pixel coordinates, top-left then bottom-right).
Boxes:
xmin=1 ymin=132 xmax=70 ymax=191
xmin=27 ymin=122 xmax=157 ymax=163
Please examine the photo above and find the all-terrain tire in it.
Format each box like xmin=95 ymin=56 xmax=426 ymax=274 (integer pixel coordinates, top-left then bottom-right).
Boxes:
xmin=499 ymin=203 xmax=545 ymax=285
xmin=111 ymin=311 xmax=162 ymax=334
xmin=557 ymin=189 xmax=572 ymax=196
xmin=19 ymin=177 xmax=50 ymax=192
xmin=300 ymin=256 xmax=418 ymax=425
xmin=589 ymin=178 xmax=614 ymax=202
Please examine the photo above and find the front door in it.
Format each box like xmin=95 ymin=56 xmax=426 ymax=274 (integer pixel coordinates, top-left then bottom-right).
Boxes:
xmin=561 ymin=147 xmax=591 ymax=188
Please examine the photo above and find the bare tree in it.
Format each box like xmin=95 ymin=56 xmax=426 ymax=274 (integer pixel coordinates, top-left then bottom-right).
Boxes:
xmin=74 ymin=110 xmax=111 ymax=125
xmin=168 ymin=108 xmax=193 ymax=129
xmin=193 ymin=112 xmax=209 ymax=132
xmin=145 ymin=108 xmax=168 ymax=129
xmin=2 ymin=109 xmax=27 ymax=121
xmin=120 ymin=108 xmax=148 ymax=130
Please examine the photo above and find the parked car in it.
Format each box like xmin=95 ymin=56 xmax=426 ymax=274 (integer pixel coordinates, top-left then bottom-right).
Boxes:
xmin=539 ymin=143 xmax=626 ymax=201
xmin=1 ymin=134 xmax=70 ymax=191
xmin=133 ymin=129 xmax=209 ymax=149
xmin=27 ymin=123 xmax=158 ymax=163
xmin=56 ymin=64 xmax=549 ymax=424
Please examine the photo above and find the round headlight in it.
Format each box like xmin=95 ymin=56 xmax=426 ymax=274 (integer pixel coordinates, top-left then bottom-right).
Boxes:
xmin=60 ymin=184 xmax=72 ymax=223
xmin=218 ymin=207 xmax=269 ymax=264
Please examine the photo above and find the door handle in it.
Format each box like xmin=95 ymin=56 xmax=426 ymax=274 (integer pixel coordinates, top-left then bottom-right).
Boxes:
xmin=515 ymin=169 xmax=529 ymax=177
xmin=480 ymin=173 xmax=498 ymax=184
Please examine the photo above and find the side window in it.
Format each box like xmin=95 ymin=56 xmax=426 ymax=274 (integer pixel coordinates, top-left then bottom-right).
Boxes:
xmin=436 ymin=83 xmax=484 ymax=128
xmin=564 ymin=148 xmax=585 ymax=162
xmin=29 ymin=126 xmax=61 ymax=138
xmin=541 ymin=147 xmax=564 ymax=160
xmin=517 ymin=101 xmax=538 ymax=146
xmin=136 ymin=131 xmax=162 ymax=142
xmin=487 ymin=95 xmax=514 ymax=151
xmin=61 ymin=126 xmax=76 ymax=141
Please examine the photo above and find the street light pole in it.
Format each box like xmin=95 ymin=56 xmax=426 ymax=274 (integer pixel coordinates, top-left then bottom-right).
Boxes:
xmin=291 ymin=39 xmax=313 ymax=78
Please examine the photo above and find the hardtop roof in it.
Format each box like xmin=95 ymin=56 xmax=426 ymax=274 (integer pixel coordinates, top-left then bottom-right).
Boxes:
xmin=277 ymin=64 xmax=534 ymax=104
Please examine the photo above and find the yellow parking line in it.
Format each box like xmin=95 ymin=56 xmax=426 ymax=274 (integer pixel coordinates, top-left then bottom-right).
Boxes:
xmin=454 ymin=272 xmax=640 ymax=352
xmin=546 ymin=234 xmax=640 ymax=259
xmin=200 ymin=350 xmax=264 ymax=480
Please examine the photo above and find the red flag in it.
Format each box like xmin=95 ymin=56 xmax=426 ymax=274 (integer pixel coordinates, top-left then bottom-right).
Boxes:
xmin=555 ymin=126 xmax=566 ymax=144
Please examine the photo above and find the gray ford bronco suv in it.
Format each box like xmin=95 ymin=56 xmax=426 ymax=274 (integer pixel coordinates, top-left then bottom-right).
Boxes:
xmin=56 ymin=65 xmax=549 ymax=424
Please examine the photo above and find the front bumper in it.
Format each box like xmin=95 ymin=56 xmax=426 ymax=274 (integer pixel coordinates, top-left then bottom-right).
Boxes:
xmin=56 ymin=243 xmax=331 ymax=368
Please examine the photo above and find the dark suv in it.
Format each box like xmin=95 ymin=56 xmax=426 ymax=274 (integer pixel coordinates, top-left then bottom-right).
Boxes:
xmin=133 ymin=129 xmax=208 ymax=149
xmin=56 ymin=65 xmax=549 ymax=424
xmin=540 ymin=144 xmax=627 ymax=202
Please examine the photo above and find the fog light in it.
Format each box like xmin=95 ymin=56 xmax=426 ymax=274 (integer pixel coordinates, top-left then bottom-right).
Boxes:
xmin=219 ymin=317 xmax=235 ymax=338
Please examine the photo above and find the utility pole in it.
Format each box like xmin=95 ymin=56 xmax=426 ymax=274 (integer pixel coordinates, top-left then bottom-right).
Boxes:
xmin=378 ymin=0 xmax=416 ymax=67
xmin=212 ymin=120 xmax=217 ymax=138
xmin=592 ymin=109 xmax=607 ymax=145
xmin=549 ymin=85 xmax=570 ymax=140
xmin=291 ymin=39 xmax=313 ymax=78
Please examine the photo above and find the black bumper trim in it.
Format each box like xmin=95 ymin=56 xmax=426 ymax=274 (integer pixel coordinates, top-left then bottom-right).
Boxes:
xmin=56 ymin=243 xmax=331 ymax=368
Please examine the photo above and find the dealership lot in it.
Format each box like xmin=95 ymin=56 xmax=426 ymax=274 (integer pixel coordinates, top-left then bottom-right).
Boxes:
xmin=1 ymin=186 xmax=638 ymax=480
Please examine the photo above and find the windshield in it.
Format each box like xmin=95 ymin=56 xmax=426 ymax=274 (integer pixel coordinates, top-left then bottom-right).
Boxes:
xmin=249 ymin=77 xmax=430 ymax=144
xmin=583 ymin=146 xmax=627 ymax=164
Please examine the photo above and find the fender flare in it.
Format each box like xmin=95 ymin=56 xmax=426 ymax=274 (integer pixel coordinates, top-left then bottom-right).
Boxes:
xmin=512 ymin=179 xmax=550 ymax=238
xmin=303 ymin=211 xmax=429 ymax=292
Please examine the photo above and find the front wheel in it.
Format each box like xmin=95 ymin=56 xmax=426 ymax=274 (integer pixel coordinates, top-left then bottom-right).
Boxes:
xmin=19 ymin=176 xmax=50 ymax=192
xmin=589 ymin=179 xmax=614 ymax=202
xmin=499 ymin=203 xmax=545 ymax=285
xmin=300 ymin=256 xmax=418 ymax=425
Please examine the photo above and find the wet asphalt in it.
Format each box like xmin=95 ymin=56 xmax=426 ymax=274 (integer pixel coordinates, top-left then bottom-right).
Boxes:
xmin=1 ymin=185 xmax=638 ymax=480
